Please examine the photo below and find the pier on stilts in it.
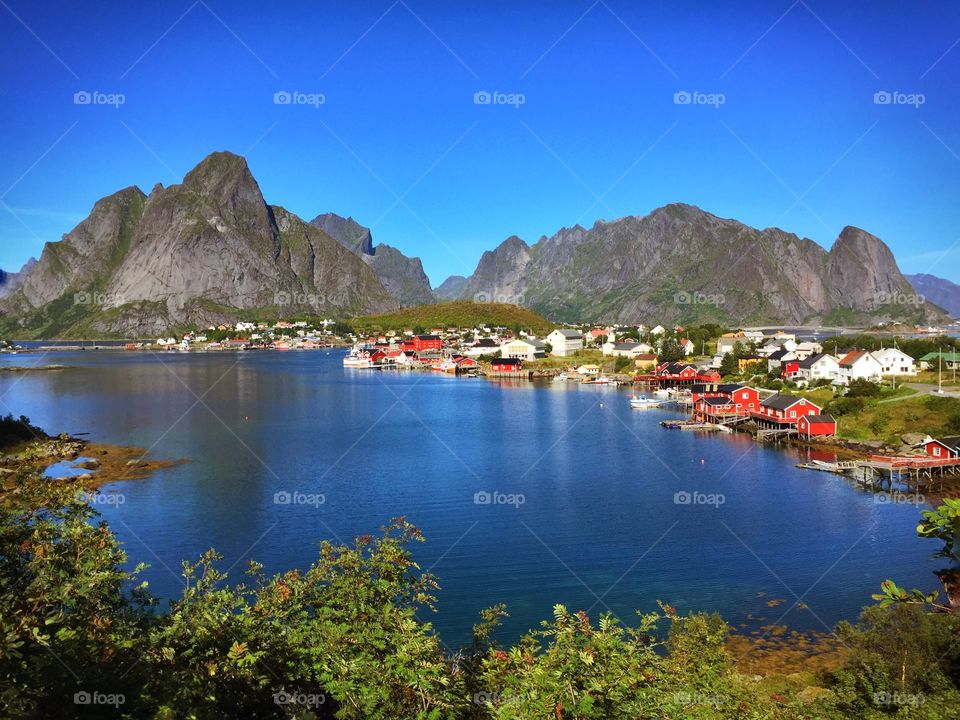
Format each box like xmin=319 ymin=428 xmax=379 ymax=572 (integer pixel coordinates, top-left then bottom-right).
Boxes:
xmin=796 ymin=456 xmax=960 ymax=494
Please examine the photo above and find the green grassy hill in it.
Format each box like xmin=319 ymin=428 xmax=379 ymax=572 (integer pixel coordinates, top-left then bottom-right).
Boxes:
xmin=351 ymin=300 xmax=555 ymax=334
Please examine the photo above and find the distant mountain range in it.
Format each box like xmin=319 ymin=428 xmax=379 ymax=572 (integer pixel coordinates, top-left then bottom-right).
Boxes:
xmin=0 ymin=150 xmax=953 ymax=338
xmin=905 ymin=273 xmax=960 ymax=317
xmin=441 ymin=204 xmax=950 ymax=326
xmin=0 ymin=259 xmax=36 ymax=299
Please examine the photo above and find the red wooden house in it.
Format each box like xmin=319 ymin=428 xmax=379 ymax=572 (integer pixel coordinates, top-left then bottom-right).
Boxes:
xmin=491 ymin=357 xmax=523 ymax=372
xmin=753 ymin=394 xmax=822 ymax=424
xmin=796 ymin=414 xmax=837 ymax=437
xmin=925 ymin=436 xmax=960 ymax=459
xmin=412 ymin=334 xmax=443 ymax=352
xmin=781 ymin=360 xmax=800 ymax=379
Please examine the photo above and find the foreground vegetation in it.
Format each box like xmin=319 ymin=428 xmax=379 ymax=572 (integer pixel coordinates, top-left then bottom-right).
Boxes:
xmin=2 ymin=464 xmax=958 ymax=719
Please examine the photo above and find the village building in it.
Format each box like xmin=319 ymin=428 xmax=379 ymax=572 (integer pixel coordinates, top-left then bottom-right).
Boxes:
xmin=490 ymin=357 xmax=524 ymax=373
xmin=794 ymin=353 xmax=840 ymax=383
xmin=412 ymin=334 xmax=443 ymax=352
xmin=608 ymin=341 xmax=654 ymax=358
xmin=796 ymin=413 xmax=837 ymax=437
xmin=919 ymin=351 xmax=960 ymax=370
xmin=634 ymin=353 xmax=658 ymax=372
xmin=546 ymin=329 xmax=584 ymax=357
xmin=766 ymin=349 xmax=796 ymax=373
xmin=925 ymin=435 xmax=960 ymax=458
xmin=871 ymin=347 xmax=918 ymax=376
xmin=837 ymin=350 xmax=883 ymax=385
xmin=500 ymin=338 xmax=547 ymax=362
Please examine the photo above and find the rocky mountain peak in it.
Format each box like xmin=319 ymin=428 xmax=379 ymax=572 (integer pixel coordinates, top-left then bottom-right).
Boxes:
xmin=310 ymin=213 xmax=374 ymax=256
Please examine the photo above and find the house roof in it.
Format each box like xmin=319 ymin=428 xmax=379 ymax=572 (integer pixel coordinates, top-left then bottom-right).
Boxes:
xmin=838 ymin=349 xmax=869 ymax=368
xmin=803 ymin=414 xmax=836 ymax=424
xmin=700 ymin=397 xmax=731 ymax=407
xmin=929 ymin=435 xmax=960 ymax=450
xmin=761 ymin=394 xmax=809 ymax=410
xmin=768 ymin=349 xmax=790 ymax=361
xmin=416 ymin=334 xmax=440 ymax=340
xmin=718 ymin=383 xmax=746 ymax=394
xmin=797 ymin=352 xmax=833 ymax=369
xmin=473 ymin=338 xmax=499 ymax=347
xmin=552 ymin=329 xmax=582 ymax=338
xmin=634 ymin=353 xmax=657 ymax=361
xmin=614 ymin=342 xmax=640 ymax=351
xmin=493 ymin=357 xmax=522 ymax=365
xmin=919 ymin=351 xmax=960 ymax=362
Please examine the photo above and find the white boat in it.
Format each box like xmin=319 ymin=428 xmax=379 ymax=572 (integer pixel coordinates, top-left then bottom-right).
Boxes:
xmin=554 ymin=372 xmax=569 ymax=382
xmin=593 ymin=376 xmax=614 ymax=385
xmin=343 ymin=348 xmax=374 ymax=368
xmin=629 ymin=395 xmax=661 ymax=409
xmin=653 ymin=388 xmax=670 ymax=399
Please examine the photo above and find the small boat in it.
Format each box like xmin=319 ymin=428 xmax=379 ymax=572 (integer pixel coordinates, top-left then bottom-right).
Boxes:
xmin=554 ymin=372 xmax=569 ymax=382
xmin=593 ymin=376 xmax=614 ymax=385
xmin=653 ymin=388 xmax=670 ymax=399
xmin=343 ymin=348 xmax=374 ymax=368
xmin=629 ymin=395 xmax=661 ymax=409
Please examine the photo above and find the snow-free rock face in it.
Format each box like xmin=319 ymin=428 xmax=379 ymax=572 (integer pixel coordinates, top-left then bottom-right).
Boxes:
xmin=309 ymin=213 xmax=434 ymax=307
xmin=451 ymin=204 xmax=947 ymax=325
xmin=1 ymin=151 xmax=398 ymax=337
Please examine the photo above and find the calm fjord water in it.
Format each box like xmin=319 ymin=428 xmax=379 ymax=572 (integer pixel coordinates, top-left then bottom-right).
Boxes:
xmin=1 ymin=350 xmax=938 ymax=646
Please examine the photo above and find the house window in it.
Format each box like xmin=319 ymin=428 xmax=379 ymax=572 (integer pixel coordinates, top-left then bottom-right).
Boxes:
xmin=934 ymin=446 xmax=942 ymax=457
xmin=790 ymin=410 xmax=796 ymax=418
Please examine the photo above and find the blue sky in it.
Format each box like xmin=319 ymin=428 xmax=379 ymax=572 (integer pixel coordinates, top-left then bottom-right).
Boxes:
xmin=1 ymin=0 xmax=959 ymax=285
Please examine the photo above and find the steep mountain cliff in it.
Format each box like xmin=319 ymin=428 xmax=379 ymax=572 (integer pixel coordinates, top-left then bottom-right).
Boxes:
xmin=309 ymin=213 xmax=434 ymax=307
xmin=454 ymin=204 xmax=946 ymax=325
xmin=0 ymin=152 xmax=398 ymax=338
xmin=906 ymin=273 xmax=960 ymax=317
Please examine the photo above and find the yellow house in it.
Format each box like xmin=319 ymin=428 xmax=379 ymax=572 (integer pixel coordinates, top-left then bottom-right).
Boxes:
xmin=634 ymin=353 xmax=658 ymax=371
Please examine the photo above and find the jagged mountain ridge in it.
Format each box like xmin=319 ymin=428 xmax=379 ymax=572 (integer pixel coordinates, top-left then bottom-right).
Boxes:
xmin=0 ymin=152 xmax=399 ymax=337
xmin=309 ymin=213 xmax=435 ymax=307
xmin=906 ymin=273 xmax=960 ymax=318
xmin=456 ymin=204 xmax=947 ymax=325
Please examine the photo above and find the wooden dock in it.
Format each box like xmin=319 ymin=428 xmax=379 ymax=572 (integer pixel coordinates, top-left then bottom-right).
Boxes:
xmin=795 ymin=455 xmax=960 ymax=492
